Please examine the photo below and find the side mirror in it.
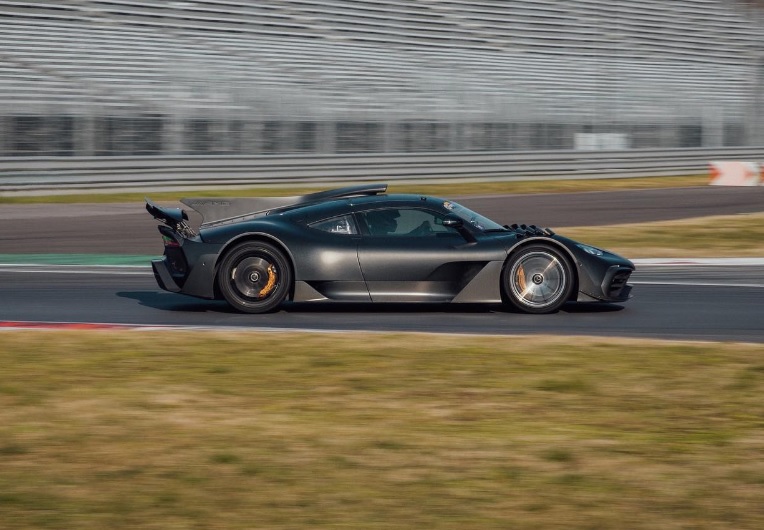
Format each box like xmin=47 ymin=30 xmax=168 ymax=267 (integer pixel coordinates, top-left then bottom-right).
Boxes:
xmin=442 ymin=215 xmax=463 ymax=229
xmin=442 ymin=214 xmax=476 ymax=243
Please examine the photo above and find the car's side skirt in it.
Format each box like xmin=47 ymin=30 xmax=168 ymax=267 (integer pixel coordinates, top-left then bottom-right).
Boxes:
xmin=293 ymin=281 xmax=372 ymax=302
xmin=450 ymin=260 xmax=504 ymax=303
xmin=291 ymin=261 xmax=506 ymax=304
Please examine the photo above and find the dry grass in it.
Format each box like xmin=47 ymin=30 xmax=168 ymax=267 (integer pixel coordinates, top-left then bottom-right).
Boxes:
xmin=564 ymin=212 xmax=764 ymax=257
xmin=395 ymin=175 xmax=708 ymax=197
xmin=1 ymin=331 xmax=763 ymax=529
xmin=0 ymin=175 xmax=708 ymax=204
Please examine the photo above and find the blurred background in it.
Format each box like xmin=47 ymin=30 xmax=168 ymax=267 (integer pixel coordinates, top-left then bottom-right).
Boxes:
xmin=0 ymin=0 xmax=763 ymax=159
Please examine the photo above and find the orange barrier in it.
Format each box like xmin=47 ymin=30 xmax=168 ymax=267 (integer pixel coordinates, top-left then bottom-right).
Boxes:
xmin=709 ymin=161 xmax=761 ymax=186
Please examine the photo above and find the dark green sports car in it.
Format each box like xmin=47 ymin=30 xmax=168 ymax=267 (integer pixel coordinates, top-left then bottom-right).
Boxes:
xmin=146 ymin=184 xmax=634 ymax=314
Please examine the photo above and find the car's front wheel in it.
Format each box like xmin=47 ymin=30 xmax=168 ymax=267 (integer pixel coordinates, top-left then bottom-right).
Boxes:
xmin=503 ymin=245 xmax=574 ymax=314
xmin=217 ymin=241 xmax=292 ymax=313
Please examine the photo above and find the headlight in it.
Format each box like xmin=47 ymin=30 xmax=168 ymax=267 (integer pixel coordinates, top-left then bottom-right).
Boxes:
xmin=577 ymin=244 xmax=604 ymax=256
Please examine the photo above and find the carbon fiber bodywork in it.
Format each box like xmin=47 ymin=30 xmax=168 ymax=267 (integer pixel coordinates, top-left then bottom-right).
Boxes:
xmin=147 ymin=184 xmax=634 ymax=312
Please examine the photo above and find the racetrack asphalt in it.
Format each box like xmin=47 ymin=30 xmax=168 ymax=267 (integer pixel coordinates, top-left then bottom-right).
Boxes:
xmin=0 ymin=264 xmax=762 ymax=342
xmin=1 ymin=185 xmax=762 ymax=341
xmin=2 ymin=185 xmax=764 ymax=255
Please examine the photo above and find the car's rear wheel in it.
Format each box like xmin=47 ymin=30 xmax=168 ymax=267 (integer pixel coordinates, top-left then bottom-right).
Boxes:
xmin=218 ymin=241 xmax=292 ymax=313
xmin=503 ymin=245 xmax=574 ymax=314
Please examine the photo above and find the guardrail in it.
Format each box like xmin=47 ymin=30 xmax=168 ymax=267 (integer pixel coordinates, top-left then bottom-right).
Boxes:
xmin=1 ymin=147 xmax=762 ymax=193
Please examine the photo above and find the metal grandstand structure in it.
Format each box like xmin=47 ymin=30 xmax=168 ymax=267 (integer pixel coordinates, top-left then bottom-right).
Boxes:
xmin=0 ymin=0 xmax=762 ymax=156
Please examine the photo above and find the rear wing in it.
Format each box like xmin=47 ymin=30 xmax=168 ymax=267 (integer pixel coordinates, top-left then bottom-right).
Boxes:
xmin=145 ymin=198 xmax=196 ymax=237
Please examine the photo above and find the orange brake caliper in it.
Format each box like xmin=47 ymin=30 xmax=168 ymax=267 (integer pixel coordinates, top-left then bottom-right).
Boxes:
xmin=517 ymin=266 xmax=526 ymax=293
xmin=258 ymin=265 xmax=278 ymax=298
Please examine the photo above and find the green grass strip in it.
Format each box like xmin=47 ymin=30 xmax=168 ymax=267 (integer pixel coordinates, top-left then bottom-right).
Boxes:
xmin=0 ymin=254 xmax=155 ymax=266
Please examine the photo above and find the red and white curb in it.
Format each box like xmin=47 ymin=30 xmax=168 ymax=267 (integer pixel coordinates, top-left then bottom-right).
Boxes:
xmin=0 ymin=321 xmax=347 ymax=334
xmin=0 ymin=321 xmax=177 ymax=331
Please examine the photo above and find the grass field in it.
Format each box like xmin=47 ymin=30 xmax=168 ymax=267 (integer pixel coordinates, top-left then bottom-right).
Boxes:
xmin=564 ymin=212 xmax=764 ymax=258
xmin=1 ymin=331 xmax=763 ymax=529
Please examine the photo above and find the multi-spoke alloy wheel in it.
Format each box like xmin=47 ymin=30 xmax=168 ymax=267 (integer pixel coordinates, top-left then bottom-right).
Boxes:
xmin=503 ymin=245 xmax=574 ymax=314
xmin=218 ymin=242 xmax=292 ymax=313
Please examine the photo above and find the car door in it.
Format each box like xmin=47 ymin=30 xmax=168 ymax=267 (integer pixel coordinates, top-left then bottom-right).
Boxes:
xmin=298 ymin=213 xmax=370 ymax=301
xmin=356 ymin=206 xmax=478 ymax=302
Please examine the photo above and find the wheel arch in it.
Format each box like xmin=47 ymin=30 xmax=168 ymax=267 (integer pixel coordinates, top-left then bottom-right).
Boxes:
xmin=213 ymin=233 xmax=296 ymax=301
xmin=501 ymin=237 xmax=579 ymax=302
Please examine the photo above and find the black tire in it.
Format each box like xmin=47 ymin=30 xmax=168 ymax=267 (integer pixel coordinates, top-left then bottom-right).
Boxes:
xmin=217 ymin=241 xmax=292 ymax=314
xmin=502 ymin=245 xmax=574 ymax=314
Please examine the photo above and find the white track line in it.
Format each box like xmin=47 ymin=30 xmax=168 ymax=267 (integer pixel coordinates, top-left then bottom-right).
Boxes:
xmin=630 ymin=281 xmax=764 ymax=288
xmin=632 ymin=258 xmax=764 ymax=266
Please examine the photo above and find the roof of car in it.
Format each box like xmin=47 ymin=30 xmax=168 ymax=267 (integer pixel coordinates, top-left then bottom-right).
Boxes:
xmin=273 ymin=193 xmax=421 ymax=219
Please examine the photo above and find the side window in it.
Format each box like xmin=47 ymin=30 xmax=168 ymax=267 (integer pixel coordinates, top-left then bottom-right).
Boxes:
xmin=309 ymin=214 xmax=358 ymax=235
xmin=359 ymin=208 xmax=455 ymax=237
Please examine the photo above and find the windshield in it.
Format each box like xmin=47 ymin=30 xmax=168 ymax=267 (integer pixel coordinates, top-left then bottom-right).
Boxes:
xmin=442 ymin=201 xmax=505 ymax=232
